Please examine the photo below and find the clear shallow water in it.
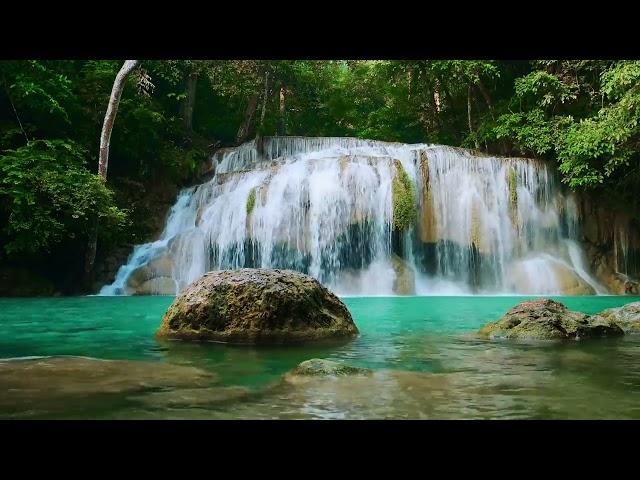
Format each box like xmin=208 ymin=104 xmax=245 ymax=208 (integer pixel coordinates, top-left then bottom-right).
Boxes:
xmin=1 ymin=295 xmax=640 ymax=419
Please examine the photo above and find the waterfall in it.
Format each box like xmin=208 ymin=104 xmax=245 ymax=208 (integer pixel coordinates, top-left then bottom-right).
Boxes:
xmin=100 ymin=137 xmax=608 ymax=296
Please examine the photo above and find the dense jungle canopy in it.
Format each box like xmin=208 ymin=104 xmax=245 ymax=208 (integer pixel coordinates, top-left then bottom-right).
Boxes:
xmin=1 ymin=60 xmax=639 ymax=292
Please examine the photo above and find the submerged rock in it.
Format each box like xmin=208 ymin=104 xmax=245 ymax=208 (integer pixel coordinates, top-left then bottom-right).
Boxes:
xmin=132 ymin=386 xmax=252 ymax=409
xmin=0 ymin=356 xmax=214 ymax=393
xmin=157 ymin=269 xmax=359 ymax=344
xmin=591 ymin=302 xmax=640 ymax=334
xmin=285 ymin=358 xmax=371 ymax=379
xmin=0 ymin=356 xmax=217 ymax=418
xmin=275 ymin=359 xmax=455 ymax=419
xmin=478 ymin=298 xmax=624 ymax=340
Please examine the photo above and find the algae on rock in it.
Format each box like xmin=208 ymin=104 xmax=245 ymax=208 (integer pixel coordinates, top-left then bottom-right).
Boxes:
xmin=591 ymin=302 xmax=640 ymax=334
xmin=478 ymin=298 xmax=624 ymax=340
xmin=157 ymin=269 xmax=359 ymax=344
xmin=246 ymin=187 xmax=257 ymax=216
xmin=287 ymin=359 xmax=372 ymax=378
xmin=392 ymin=159 xmax=417 ymax=231
xmin=507 ymin=165 xmax=518 ymax=226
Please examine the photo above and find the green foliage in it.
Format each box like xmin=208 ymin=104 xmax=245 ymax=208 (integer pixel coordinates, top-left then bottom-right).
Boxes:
xmin=246 ymin=187 xmax=257 ymax=215
xmin=0 ymin=140 xmax=127 ymax=257
xmin=601 ymin=61 xmax=640 ymax=100
xmin=553 ymin=62 xmax=640 ymax=192
xmin=2 ymin=58 xmax=640 ymax=286
xmin=392 ymin=160 xmax=417 ymax=231
xmin=489 ymin=109 xmax=573 ymax=156
xmin=470 ymin=60 xmax=640 ymax=212
xmin=514 ymin=70 xmax=577 ymax=110
xmin=2 ymin=60 xmax=76 ymax=124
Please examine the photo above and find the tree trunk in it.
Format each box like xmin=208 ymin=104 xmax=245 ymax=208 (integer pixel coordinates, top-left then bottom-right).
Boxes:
xmin=433 ymin=78 xmax=442 ymax=113
xmin=259 ymin=70 xmax=270 ymax=129
xmin=182 ymin=71 xmax=198 ymax=133
xmin=83 ymin=215 xmax=99 ymax=284
xmin=236 ymin=94 xmax=259 ymax=144
xmin=467 ymin=85 xmax=479 ymax=149
xmin=2 ymin=79 xmax=29 ymax=144
xmin=467 ymin=85 xmax=473 ymax=135
xmin=476 ymin=78 xmax=493 ymax=115
xmin=87 ymin=60 xmax=139 ymax=285
xmin=278 ymin=85 xmax=286 ymax=136
xmin=98 ymin=60 xmax=140 ymax=180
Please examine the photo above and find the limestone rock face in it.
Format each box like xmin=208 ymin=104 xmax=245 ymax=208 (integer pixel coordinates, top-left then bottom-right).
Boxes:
xmin=133 ymin=277 xmax=177 ymax=296
xmin=479 ymin=298 xmax=624 ymax=340
xmin=418 ymin=150 xmax=438 ymax=244
xmin=126 ymin=254 xmax=176 ymax=295
xmin=591 ymin=302 xmax=640 ymax=334
xmin=508 ymin=259 xmax=596 ymax=295
xmin=584 ymin=242 xmax=633 ymax=295
xmin=550 ymin=263 xmax=597 ymax=295
xmin=391 ymin=254 xmax=416 ymax=295
xmin=157 ymin=269 xmax=359 ymax=344
xmin=577 ymin=196 xmax=640 ymax=295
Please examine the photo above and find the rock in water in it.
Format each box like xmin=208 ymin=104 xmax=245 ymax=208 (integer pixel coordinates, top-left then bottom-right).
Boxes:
xmin=286 ymin=358 xmax=371 ymax=378
xmin=591 ymin=302 xmax=640 ymax=334
xmin=281 ymin=358 xmax=371 ymax=387
xmin=390 ymin=254 xmax=416 ymax=295
xmin=478 ymin=298 xmax=624 ymax=340
xmin=156 ymin=269 xmax=359 ymax=344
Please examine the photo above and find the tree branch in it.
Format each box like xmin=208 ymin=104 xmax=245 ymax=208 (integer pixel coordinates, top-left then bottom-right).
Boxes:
xmin=2 ymin=77 xmax=29 ymax=144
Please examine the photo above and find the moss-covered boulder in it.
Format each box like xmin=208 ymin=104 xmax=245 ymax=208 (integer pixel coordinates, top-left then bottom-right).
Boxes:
xmin=591 ymin=302 xmax=640 ymax=334
xmin=479 ymin=298 xmax=624 ymax=340
xmin=157 ymin=269 xmax=359 ymax=344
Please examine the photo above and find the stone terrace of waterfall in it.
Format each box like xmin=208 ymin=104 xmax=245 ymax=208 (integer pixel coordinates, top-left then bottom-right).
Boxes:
xmin=101 ymin=136 xmax=625 ymax=296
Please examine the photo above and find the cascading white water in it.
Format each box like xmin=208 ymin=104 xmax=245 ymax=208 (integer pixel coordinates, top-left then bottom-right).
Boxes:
xmin=100 ymin=137 xmax=608 ymax=296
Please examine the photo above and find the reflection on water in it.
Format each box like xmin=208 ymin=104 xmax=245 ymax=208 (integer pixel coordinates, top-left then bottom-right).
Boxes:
xmin=0 ymin=295 xmax=639 ymax=419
